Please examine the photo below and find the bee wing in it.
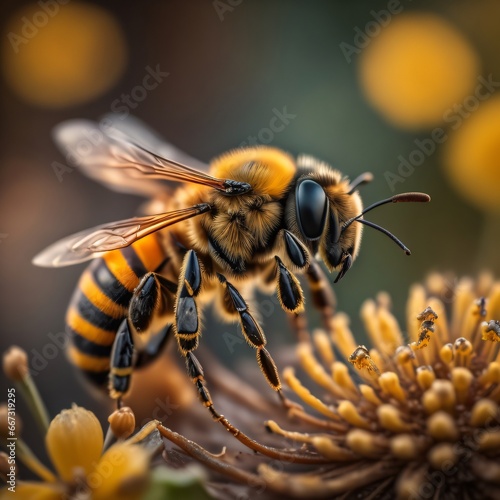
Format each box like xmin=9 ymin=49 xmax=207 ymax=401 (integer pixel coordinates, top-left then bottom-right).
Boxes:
xmin=100 ymin=114 xmax=208 ymax=173
xmin=33 ymin=203 xmax=211 ymax=267
xmin=53 ymin=118 xmax=247 ymax=197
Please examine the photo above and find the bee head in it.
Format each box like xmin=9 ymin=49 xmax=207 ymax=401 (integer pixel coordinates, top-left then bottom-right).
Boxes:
xmin=292 ymin=167 xmax=430 ymax=283
xmin=294 ymin=176 xmax=361 ymax=282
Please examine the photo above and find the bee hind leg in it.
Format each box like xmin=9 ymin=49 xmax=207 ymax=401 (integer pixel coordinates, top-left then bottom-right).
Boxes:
xmin=134 ymin=324 xmax=173 ymax=369
xmin=128 ymin=271 xmax=176 ymax=370
xmin=108 ymin=318 xmax=135 ymax=408
xmin=108 ymin=272 xmax=177 ymax=407
xmin=129 ymin=271 xmax=177 ymax=336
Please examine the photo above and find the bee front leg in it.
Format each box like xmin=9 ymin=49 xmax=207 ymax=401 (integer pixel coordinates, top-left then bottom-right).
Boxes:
xmin=274 ymin=229 xmax=309 ymax=314
xmin=275 ymin=257 xmax=305 ymax=314
xmin=305 ymin=259 xmax=337 ymax=331
xmin=285 ymin=258 xmax=336 ymax=348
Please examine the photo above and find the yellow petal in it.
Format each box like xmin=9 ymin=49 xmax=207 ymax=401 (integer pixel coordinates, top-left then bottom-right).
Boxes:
xmin=0 ymin=482 xmax=64 ymax=500
xmin=90 ymin=443 xmax=150 ymax=500
xmin=45 ymin=405 xmax=103 ymax=483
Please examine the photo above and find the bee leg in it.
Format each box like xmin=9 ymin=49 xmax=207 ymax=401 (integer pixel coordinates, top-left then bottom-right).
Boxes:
xmin=217 ymin=274 xmax=303 ymax=412
xmin=175 ymin=250 xmax=202 ymax=354
xmin=134 ymin=324 xmax=173 ymax=369
xmin=109 ymin=322 xmax=174 ymax=408
xmin=109 ymin=318 xmax=135 ymax=408
xmin=173 ymin=253 xmax=247 ymax=426
xmin=109 ymin=272 xmax=177 ymax=406
xmin=306 ymin=258 xmax=337 ymax=332
xmin=126 ymin=271 xmax=176 ymax=370
xmin=217 ymin=273 xmax=281 ymax=392
xmin=347 ymin=172 xmax=373 ymax=194
xmin=282 ymin=230 xmax=309 ymax=269
xmin=275 ymin=256 xmax=305 ymax=314
xmin=129 ymin=272 xmax=177 ymax=335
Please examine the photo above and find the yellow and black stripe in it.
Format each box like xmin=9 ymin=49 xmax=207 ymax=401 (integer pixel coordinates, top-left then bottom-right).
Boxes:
xmin=66 ymin=233 xmax=167 ymax=386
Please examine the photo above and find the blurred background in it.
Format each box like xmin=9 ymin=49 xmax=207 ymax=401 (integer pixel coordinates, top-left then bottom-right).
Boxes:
xmin=1 ymin=0 xmax=500 ymax=461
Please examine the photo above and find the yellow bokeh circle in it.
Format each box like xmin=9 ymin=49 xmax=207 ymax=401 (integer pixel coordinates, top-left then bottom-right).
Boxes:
xmin=359 ymin=13 xmax=479 ymax=129
xmin=2 ymin=1 xmax=126 ymax=107
xmin=444 ymin=95 xmax=500 ymax=213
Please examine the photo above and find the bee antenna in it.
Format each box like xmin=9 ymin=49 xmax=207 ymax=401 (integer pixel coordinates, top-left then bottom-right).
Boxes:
xmin=342 ymin=192 xmax=430 ymax=232
xmin=356 ymin=219 xmax=411 ymax=255
xmin=340 ymin=192 xmax=429 ymax=254
xmin=347 ymin=172 xmax=374 ymax=194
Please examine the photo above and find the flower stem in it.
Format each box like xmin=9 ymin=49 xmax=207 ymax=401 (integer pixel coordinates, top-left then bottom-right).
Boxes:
xmin=102 ymin=425 xmax=116 ymax=452
xmin=16 ymin=374 xmax=50 ymax=435
xmin=16 ymin=438 xmax=57 ymax=482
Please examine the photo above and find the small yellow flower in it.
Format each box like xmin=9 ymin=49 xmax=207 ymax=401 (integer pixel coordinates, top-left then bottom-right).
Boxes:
xmin=359 ymin=13 xmax=479 ymax=129
xmin=444 ymin=95 xmax=500 ymax=213
xmin=1 ymin=2 xmax=126 ymax=107
xmin=2 ymin=405 xmax=151 ymax=500
xmin=45 ymin=406 xmax=104 ymax=484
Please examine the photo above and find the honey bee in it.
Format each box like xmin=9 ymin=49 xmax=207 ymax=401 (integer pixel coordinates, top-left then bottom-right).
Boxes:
xmin=34 ymin=116 xmax=430 ymax=422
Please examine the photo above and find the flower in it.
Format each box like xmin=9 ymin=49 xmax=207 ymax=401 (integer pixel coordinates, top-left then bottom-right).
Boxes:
xmin=444 ymin=95 xmax=500 ymax=213
xmin=0 ymin=404 xmax=156 ymax=500
xmin=1 ymin=345 xmax=208 ymax=499
xmin=158 ymin=273 xmax=500 ymax=499
xmin=1 ymin=2 xmax=127 ymax=108
xmin=359 ymin=13 xmax=479 ymax=129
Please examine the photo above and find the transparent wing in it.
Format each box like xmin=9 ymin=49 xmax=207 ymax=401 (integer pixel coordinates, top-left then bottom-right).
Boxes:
xmin=100 ymin=114 xmax=208 ymax=172
xmin=33 ymin=203 xmax=211 ymax=267
xmin=53 ymin=117 xmax=249 ymax=197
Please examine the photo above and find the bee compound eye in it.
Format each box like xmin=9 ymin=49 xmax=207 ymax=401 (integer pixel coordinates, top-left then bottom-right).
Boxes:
xmin=295 ymin=179 xmax=328 ymax=241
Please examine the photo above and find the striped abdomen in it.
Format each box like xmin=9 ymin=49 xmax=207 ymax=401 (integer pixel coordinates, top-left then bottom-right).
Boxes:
xmin=66 ymin=233 xmax=167 ymax=386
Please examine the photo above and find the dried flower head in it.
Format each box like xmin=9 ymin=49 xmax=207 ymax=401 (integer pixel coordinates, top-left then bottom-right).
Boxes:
xmin=2 ymin=346 xmax=29 ymax=382
xmin=158 ymin=273 xmax=500 ymax=499
xmin=108 ymin=406 xmax=136 ymax=440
